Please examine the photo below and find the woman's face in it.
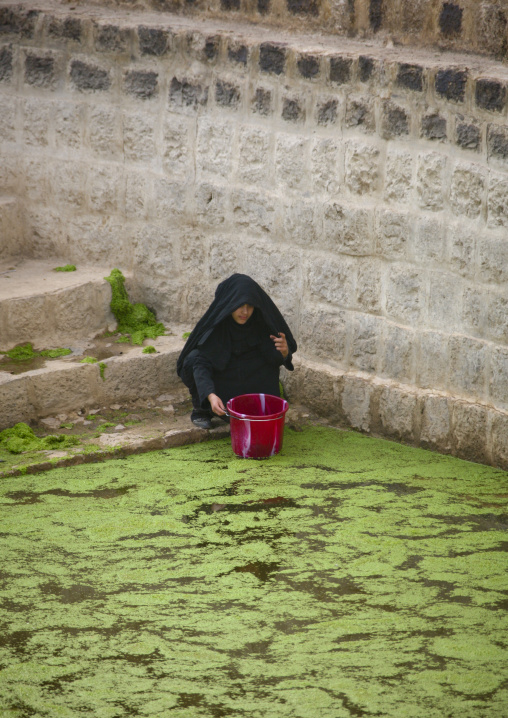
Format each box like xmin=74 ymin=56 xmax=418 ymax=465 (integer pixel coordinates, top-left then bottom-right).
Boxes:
xmin=231 ymin=303 xmax=254 ymax=324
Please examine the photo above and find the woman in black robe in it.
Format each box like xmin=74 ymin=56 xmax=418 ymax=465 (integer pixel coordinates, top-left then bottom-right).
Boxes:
xmin=177 ymin=274 xmax=297 ymax=429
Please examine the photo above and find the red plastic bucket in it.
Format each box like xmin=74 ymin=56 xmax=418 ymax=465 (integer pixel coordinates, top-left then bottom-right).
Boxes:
xmin=226 ymin=393 xmax=289 ymax=459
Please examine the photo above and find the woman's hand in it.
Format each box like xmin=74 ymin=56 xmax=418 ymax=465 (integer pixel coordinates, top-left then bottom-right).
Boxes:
xmin=208 ymin=393 xmax=226 ymax=416
xmin=270 ymin=332 xmax=289 ymax=359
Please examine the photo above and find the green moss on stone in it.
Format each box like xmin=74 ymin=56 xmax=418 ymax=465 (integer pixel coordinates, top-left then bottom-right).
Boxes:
xmin=142 ymin=346 xmax=156 ymax=354
xmin=0 ymin=423 xmax=80 ymax=454
xmin=2 ymin=343 xmax=71 ymax=362
xmin=105 ymin=269 xmax=165 ymax=346
xmin=80 ymin=356 xmax=98 ymax=364
xmin=53 ymin=264 xmax=77 ymax=272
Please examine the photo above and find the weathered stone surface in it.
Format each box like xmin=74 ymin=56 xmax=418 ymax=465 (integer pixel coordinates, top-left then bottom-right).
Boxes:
xmin=490 ymin=346 xmax=508 ymax=409
xmin=479 ymin=3 xmax=508 ymax=58
xmin=487 ymin=173 xmax=508 ymax=228
xmin=138 ymin=26 xmax=171 ymax=56
xmin=195 ymin=183 xmax=226 ymax=226
xmin=162 ymin=117 xmax=192 ymax=178
xmin=455 ymin=117 xmax=481 ymax=151
xmin=378 ymin=386 xmax=417 ymax=442
xmin=123 ymin=112 xmax=156 ymax=162
xmin=341 ymin=375 xmax=372 ymax=431
xmin=311 ymin=138 xmax=340 ymax=194
xmin=22 ymin=98 xmax=50 ymax=147
xmin=251 ymin=86 xmax=272 ymax=115
xmin=153 ymin=177 xmax=185 ymax=219
xmin=51 ymin=161 xmax=86 ymax=209
xmin=329 ymin=55 xmax=352 ymax=84
xmin=396 ymin=63 xmax=423 ymax=92
xmin=203 ymin=36 xmax=220 ymax=61
xmin=94 ymin=23 xmax=131 ymax=53
xmin=0 ymin=7 xmax=39 ymax=39
xmin=414 ymin=216 xmax=445 ymax=263
xmin=435 ymin=68 xmax=467 ymax=102
xmin=297 ymin=53 xmax=320 ymax=79
xmin=359 ymin=56 xmax=375 ymax=82
xmin=439 ymin=2 xmax=462 ymax=36
xmin=48 ymin=16 xmax=82 ymax=42
xmin=448 ymin=222 xmax=475 ymax=277
xmin=386 ymin=265 xmax=424 ymax=323
xmin=381 ymin=322 xmax=415 ymax=382
xmin=478 ymin=232 xmax=508 ymax=284
xmin=487 ymin=124 xmax=508 ymax=162
xmin=70 ymin=60 xmax=111 ymax=92
xmin=421 ymin=112 xmax=446 ymax=141
xmin=381 ymin=100 xmax=409 ymax=138
xmin=282 ymin=96 xmax=305 ymax=123
xmin=475 ymin=78 xmax=506 ymax=112
xmin=452 ymin=402 xmax=488 ymax=464
xmin=23 ymin=157 xmax=48 ymax=203
xmin=209 ymin=237 xmax=238 ymax=281
xmin=416 ymin=330 xmax=449 ymax=391
xmin=238 ymin=127 xmax=270 ymax=184
xmin=416 ymin=152 xmax=446 ymax=210
xmin=24 ymin=52 xmax=56 ymax=88
xmin=307 ymin=254 xmax=355 ymax=307
xmin=0 ymin=100 xmax=16 ymax=142
xmin=449 ymin=335 xmax=488 ymax=398
xmin=275 ymin=134 xmax=308 ymax=190
xmin=89 ymin=107 xmax=121 ymax=158
xmin=323 ymin=202 xmax=372 ymax=254
xmin=487 ymin=293 xmax=508 ymax=343
xmin=420 ymin=395 xmax=452 ymax=450
xmin=259 ymin=43 xmax=286 ymax=75
xmin=231 ymin=189 xmax=275 ymax=233
xmin=345 ymin=96 xmax=375 ymax=132
xmin=350 ymin=313 xmax=382 ymax=373
xmin=356 ymin=259 xmax=382 ymax=313
xmin=461 ymin=286 xmax=486 ymax=336
xmin=215 ymin=79 xmax=241 ymax=108
xmin=316 ymin=97 xmax=338 ymax=125
xmin=54 ymin=101 xmax=84 ymax=149
xmin=169 ymin=76 xmax=208 ymax=111
xmin=197 ymin=119 xmax=233 ymax=178
xmin=287 ymin=0 xmax=319 ymax=17
xmin=345 ymin=142 xmax=380 ymax=195
xmin=0 ymin=44 xmax=13 ymax=82
xmin=299 ymin=307 xmax=347 ymax=362
xmin=228 ymin=42 xmax=248 ymax=65
xmin=67 ymin=217 xmax=127 ymax=265
xmin=376 ymin=209 xmax=411 ymax=259
xmin=124 ymin=70 xmax=158 ymax=100
xmin=0 ymin=379 xmax=33 ymax=430
xmin=383 ymin=150 xmax=413 ymax=204
xmin=491 ymin=412 xmax=508 ymax=469
xmin=283 ymin=200 xmax=317 ymax=246
xmin=449 ymin=162 xmax=485 ymax=219
xmin=298 ymin=363 xmax=342 ymax=421
xmin=124 ymin=170 xmax=149 ymax=219
xmin=428 ymin=271 xmax=461 ymax=330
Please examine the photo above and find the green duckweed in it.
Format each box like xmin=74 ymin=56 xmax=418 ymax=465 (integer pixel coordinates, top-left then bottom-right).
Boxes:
xmin=105 ymin=269 xmax=165 ymax=345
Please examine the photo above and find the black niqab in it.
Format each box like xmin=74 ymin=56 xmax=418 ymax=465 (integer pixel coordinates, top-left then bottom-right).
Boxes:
xmin=177 ymin=274 xmax=297 ymax=375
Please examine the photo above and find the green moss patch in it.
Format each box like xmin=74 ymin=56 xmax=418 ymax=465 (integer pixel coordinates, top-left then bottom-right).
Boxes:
xmin=53 ymin=264 xmax=77 ymax=272
xmin=105 ymin=269 xmax=165 ymax=345
xmin=1 ymin=343 xmax=72 ymax=362
xmin=142 ymin=345 xmax=156 ymax=354
xmin=0 ymin=422 xmax=80 ymax=455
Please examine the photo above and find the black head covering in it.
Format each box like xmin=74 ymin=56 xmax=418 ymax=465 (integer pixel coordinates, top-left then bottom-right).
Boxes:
xmin=177 ymin=274 xmax=296 ymax=375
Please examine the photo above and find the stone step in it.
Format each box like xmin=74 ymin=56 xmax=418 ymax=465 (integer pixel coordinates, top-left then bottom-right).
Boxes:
xmin=0 ymin=332 xmax=188 ymax=430
xmin=0 ymin=259 xmax=121 ymax=352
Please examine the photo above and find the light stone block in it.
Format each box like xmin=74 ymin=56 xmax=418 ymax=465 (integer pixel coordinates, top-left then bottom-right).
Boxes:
xmin=378 ymin=386 xmax=417 ymax=442
xmin=123 ymin=112 xmax=156 ymax=162
xmin=153 ymin=176 xmax=186 ymax=219
xmin=449 ymin=162 xmax=486 ymax=219
xmin=356 ymin=259 xmax=382 ymax=313
xmin=448 ymin=222 xmax=475 ymax=278
xmin=0 ymin=154 xmax=17 ymax=193
xmin=428 ymin=271 xmax=462 ymax=330
xmin=67 ymin=217 xmax=128 ymax=266
xmin=299 ymin=307 xmax=347 ymax=363
xmin=307 ymin=254 xmax=356 ymax=308
xmin=244 ymin=242 xmax=301 ymax=320
xmin=124 ymin=170 xmax=149 ymax=219
xmin=275 ymin=134 xmax=309 ymax=190
xmin=381 ymin=322 xmax=415 ymax=383
xmin=490 ymin=346 xmax=508 ymax=409
xmin=487 ymin=174 xmax=508 ymax=229
xmin=24 ymin=208 xmax=61 ymax=257
xmin=231 ymin=189 xmax=276 ymax=233
xmin=385 ymin=264 xmax=424 ymax=323
xmin=461 ymin=286 xmax=487 ymax=337
xmin=341 ymin=375 xmax=372 ymax=431
xmin=491 ymin=412 xmax=508 ymax=469
xmin=197 ymin=119 xmax=233 ymax=179
xmin=487 ymin=292 xmax=508 ymax=343
xmin=238 ymin=127 xmax=270 ymax=185
xmin=0 ymin=101 xmax=16 ymax=142
xmin=0 ymin=377 xmax=34 ymax=430
xmin=452 ymin=402 xmax=488 ymax=464
xmin=195 ymin=183 xmax=227 ymax=226
xmin=299 ymin=363 xmax=343 ymax=421
xmin=54 ymin=102 xmax=84 ymax=149
xmin=350 ymin=313 xmax=382 ymax=373
xmin=51 ymin=161 xmax=87 ymax=209
xmin=23 ymin=158 xmax=49 ymax=204
xmin=180 ymin=231 xmax=208 ymax=272
xmin=132 ymin=224 xmax=176 ymax=278
xmin=376 ymin=209 xmax=411 ymax=259
xmin=0 ymin=198 xmax=22 ymax=260
xmin=6 ymin=295 xmax=48 ymax=347
xmin=413 ymin=216 xmax=445 ymax=263
xmin=89 ymin=106 xmax=122 ymax=158
xmin=345 ymin=141 xmax=380 ymax=195
xmin=88 ymin=164 xmax=123 ymax=213
xmin=384 ymin=150 xmax=413 ymax=204
xmin=283 ymin=200 xmax=318 ymax=246
xmin=416 ymin=152 xmax=446 ymax=210
xmin=209 ymin=237 xmax=238 ymax=281
xmin=323 ymin=202 xmax=373 ymax=255
xmin=311 ymin=138 xmax=340 ymax=195
xmin=420 ymin=395 xmax=451 ymax=451
xmin=449 ymin=335 xmax=488 ymax=399
xmin=52 ymin=282 xmax=108 ymax=337
xmin=22 ymin=98 xmax=50 ymax=146
xmin=416 ymin=331 xmax=449 ymax=391
xmin=478 ymin=233 xmax=508 ymax=284
xmin=29 ymin=364 xmax=99 ymax=415
xmin=162 ymin=116 xmax=192 ymax=178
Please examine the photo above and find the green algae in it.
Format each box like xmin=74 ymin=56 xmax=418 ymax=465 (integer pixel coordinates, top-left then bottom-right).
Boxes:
xmin=53 ymin=264 xmax=77 ymax=272
xmin=0 ymin=426 xmax=507 ymax=717
xmin=142 ymin=345 xmax=156 ymax=354
xmin=1 ymin=343 xmax=71 ymax=362
xmin=105 ymin=269 xmax=165 ymax=346
xmin=80 ymin=356 xmax=98 ymax=364
xmin=99 ymin=361 xmax=107 ymax=380
xmin=0 ymin=422 xmax=80 ymax=455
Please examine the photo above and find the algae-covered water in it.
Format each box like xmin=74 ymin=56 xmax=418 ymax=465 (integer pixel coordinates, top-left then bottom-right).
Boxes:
xmin=1 ymin=426 xmax=507 ymax=717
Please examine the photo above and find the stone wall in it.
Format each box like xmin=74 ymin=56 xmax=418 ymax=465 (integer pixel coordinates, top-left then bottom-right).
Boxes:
xmin=1 ymin=1 xmax=508 ymax=467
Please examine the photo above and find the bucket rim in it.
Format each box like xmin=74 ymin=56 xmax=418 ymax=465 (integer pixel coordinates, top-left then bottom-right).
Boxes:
xmin=226 ymin=393 xmax=288 ymax=421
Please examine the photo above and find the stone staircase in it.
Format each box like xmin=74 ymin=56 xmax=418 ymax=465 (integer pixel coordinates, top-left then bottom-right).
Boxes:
xmin=0 ymin=258 xmax=188 ymax=431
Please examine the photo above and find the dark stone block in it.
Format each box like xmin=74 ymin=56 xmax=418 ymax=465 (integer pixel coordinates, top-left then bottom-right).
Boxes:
xmin=169 ymin=76 xmax=208 ymax=108
xmin=435 ymin=69 xmax=467 ymax=102
xmin=138 ymin=27 xmax=170 ymax=56
xmin=25 ymin=53 xmax=55 ymax=88
xmin=475 ymin=79 xmax=506 ymax=113
xmin=287 ymin=0 xmax=319 ymax=15
xmin=359 ymin=56 xmax=374 ymax=82
xmin=421 ymin=112 xmax=447 ymax=140
xmin=0 ymin=8 xmax=39 ymax=38
xmin=252 ymin=87 xmax=272 ymax=115
xmin=297 ymin=54 xmax=320 ymax=79
xmin=228 ymin=44 xmax=248 ymax=64
xmin=346 ymin=99 xmax=373 ymax=131
xmin=259 ymin=43 xmax=286 ymax=75
xmin=382 ymin=100 xmax=409 ymax=137
xmin=94 ymin=24 xmax=130 ymax=53
xmin=221 ymin=0 xmax=240 ymax=9
xmin=0 ymin=45 xmax=13 ymax=82
xmin=317 ymin=99 xmax=338 ymax=125
xmin=204 ymin=36 xmax=219 ymax=61
xmin=369 ymin=0 xmax=383 ymax=32
xmin=70 ymin=60 xmax=111 ymax=92
xmin=215 ymin=80 xmax=241 ymax=108
xmin=455 ymin=119 xmax=480 ymax=151
xmin=258 ymin=0 xmax=270 ymax=13
xmin=487 ymin=125 xmax=508 ymax=161
xmin=439 ymin=2 xmax=462 ymax=36
xmin=330 ymin=56 xmax=352 ymax=84
xmin=49 ymin=17 xmax=82 ymax=42
xmin=124 ymin=70 xmax=158 ymax=100
xmin=396 ymin=63 xmax=423 ymax=92
xmin=282 ymin=97 xmax=304 ymax=122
